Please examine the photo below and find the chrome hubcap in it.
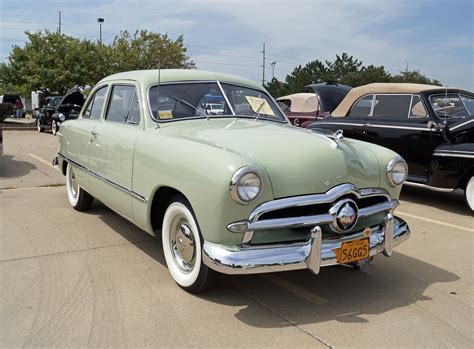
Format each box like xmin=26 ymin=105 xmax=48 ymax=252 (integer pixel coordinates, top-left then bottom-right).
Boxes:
xmin=170 ymin=217 xmax=196 ymax=272
xmin=69 ymin=168 xmax=78 ymax=198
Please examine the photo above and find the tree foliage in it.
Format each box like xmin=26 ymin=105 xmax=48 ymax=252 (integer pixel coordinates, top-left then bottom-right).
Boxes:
xmin=265 ymin=53 xmax=441 ymax=98
xmin=0 ymin=30 xmax=194 ymax=96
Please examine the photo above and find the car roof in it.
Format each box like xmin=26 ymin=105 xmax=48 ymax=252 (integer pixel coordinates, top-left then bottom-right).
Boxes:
xmin=332 ymin=83 xmax=458 ymax=117
xmin=98 ymin=69 xmax=263 ymax=90
xmin=277 ymin=93 xmax=318 ymax=112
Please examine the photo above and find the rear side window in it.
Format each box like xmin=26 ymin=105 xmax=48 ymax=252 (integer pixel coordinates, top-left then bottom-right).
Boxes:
xmin=84 ymin=86 xmax=108 ymax=120
xmin=348 ymin=95 xmax=373 ymax=117
xmin=373 ymin=95 xmax=412 ymax=118
xmin=105 ymin=85 xmax=137 ymax=124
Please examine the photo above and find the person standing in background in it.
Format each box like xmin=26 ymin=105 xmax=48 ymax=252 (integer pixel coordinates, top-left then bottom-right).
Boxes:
xmin=15 ymin=99 xmax=23 ymax=118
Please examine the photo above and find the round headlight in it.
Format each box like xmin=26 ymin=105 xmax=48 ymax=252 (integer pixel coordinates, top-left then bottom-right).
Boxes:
xmin=58 ymin=113 xmax=65 ymax=121
xmin=387 ymin=157 xmax=408 ymax=186
xmin=230 ymin=167 xmax=263 ymax=204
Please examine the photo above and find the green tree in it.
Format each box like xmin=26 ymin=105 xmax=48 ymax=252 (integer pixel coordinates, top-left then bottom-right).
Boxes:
xmin=285 ymin=60 xmax=329 ymax=94
xmin=0 ymin=29 xmax=195 ymax=95
xmin=343 ymin=65 xmax=392 ymax=87
xmin=109 ymin=30 xmax=195 ymax=72
xmin=264 ymin=77 xmax=289 ymax=98
xmin=325 ymin=53 xmax=362 ymax=83
xmin=391 ymin=70 xmax=441 ymax=85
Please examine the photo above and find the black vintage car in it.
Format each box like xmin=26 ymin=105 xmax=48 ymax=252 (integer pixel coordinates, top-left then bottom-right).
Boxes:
xmin=308 ymin=83 xmax=474 ymax=211
xmin=37 ymin=88 xmax=84 ymax=135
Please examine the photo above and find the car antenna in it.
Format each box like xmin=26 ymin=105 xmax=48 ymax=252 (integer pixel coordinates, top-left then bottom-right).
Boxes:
xmin=156 ymin=60 xmax=161 ymax=128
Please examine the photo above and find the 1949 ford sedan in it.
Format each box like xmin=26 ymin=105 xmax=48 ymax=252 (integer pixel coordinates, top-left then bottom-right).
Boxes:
xmin=54 ymin=70 xmax=410 ymax=293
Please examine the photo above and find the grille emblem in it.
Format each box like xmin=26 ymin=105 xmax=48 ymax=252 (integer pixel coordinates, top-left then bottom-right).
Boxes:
xmin=330 ymin=199 xmax=359 ymax=232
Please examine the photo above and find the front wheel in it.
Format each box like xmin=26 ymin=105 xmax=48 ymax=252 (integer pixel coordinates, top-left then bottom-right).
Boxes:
xmin=162 ymin=196 xmax=216 ymax=293
xmin=51 ymin=120 xmax=58 ymax=136
xmin=465 ymin=176 xmax=474 ymax=212
xmin=66 ymin=163 xmax=93 ymax=211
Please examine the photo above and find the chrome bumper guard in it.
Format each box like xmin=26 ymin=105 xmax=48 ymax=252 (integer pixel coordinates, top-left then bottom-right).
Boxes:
xmin=202 ymin=215 xmax=410 ymax=275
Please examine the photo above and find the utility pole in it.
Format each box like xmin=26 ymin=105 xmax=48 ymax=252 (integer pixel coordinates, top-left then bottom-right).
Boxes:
xmin=58 ymin=11 xmax=61 ymax=35
xmin=261 ymin=42 xmax=266 ymax=86
xmin=270 ymin=61 xmax=276 ymax=79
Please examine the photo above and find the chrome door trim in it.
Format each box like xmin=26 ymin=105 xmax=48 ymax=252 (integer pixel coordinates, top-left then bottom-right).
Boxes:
xmin=404 ymin=181 xmax=454 ymax=192
xmin=433 ymin=152 xmax=474 ymax=159
xmin=58 ymin=153 xmax=148 ymax=203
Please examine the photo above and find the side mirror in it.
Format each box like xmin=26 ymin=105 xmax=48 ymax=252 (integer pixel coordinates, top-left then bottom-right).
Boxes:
xmin=427 ymin=120 xmax=438 ymax=130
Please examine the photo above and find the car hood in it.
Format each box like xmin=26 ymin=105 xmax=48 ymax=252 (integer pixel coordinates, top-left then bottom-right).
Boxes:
xmin=58 ymin=88 xmax=84 ymax=108
xmin=162 ymin=118 xmax=383 ymax=198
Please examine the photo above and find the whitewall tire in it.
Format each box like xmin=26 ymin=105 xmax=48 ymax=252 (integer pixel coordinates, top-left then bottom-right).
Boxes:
xmin=66 ymin=163 xmax=93 ymax=211
xmin=465 ymin=176 xmax=474 ymax=212
xmin=37 ymin=119 xmax=44 ymax=133
xmin=51 ymin=120 xmax=57 ymax=136
xmin=162 ymin=197 xmax=216 ymax=293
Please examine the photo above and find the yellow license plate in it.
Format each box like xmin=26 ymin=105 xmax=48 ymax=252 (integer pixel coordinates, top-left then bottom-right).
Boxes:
xmin=335 ymin=238 xmax=369 ymax=264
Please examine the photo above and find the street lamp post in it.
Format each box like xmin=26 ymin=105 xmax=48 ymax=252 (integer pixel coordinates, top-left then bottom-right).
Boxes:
xmin=97 ymin=18 xmax=104 ymax=44
xmin=270 ymin=61 xmax=276 ymax=79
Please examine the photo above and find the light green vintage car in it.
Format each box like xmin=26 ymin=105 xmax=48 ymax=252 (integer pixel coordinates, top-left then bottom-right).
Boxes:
xmin=55 ymin=69 xmax=410 ymax=292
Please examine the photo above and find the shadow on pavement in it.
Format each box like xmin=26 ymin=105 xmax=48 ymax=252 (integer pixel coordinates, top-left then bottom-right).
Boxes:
xmin=88 ymin=200 xmax=460 ymax=328
xmin=400 ymin=185 xmax=471 ymax=216
xmin=0 ymin=154 xmax=37 ymax=180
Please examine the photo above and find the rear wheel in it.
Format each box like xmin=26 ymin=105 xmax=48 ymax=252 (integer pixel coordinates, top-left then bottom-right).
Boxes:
xmin=66 ymin=163 xmax=93 ymax=211
xmin=37 ymin=118 xmax=44 ymax=133
xmin=162 ymin=196 xmax=216 ymax=293
xmin=465 ymin=176 xmax=474 ymax=212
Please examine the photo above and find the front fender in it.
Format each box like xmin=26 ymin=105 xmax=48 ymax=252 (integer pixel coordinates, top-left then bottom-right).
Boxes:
xmin=131 ymin=130 xmax=274 ymax=245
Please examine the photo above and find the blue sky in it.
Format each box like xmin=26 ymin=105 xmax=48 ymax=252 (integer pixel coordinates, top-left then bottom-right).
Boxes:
xmin=1 ymin=0 xmax=473 ymax=90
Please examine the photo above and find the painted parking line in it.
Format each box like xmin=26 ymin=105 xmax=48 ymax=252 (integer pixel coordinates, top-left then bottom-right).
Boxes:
xmin=28 ymin=153 xmax=59 ymax=171
xmin=262 ymin=274 xmax=328 ymax=304
xmin=397 ymin=211 xmax=474 ymax=233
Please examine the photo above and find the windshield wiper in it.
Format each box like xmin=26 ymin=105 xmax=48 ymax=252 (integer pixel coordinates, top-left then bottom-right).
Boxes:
xmin=255 ymin=99 xmax=267 ymax=121
xmin=166 ymin=93 xmax=207 ymax=117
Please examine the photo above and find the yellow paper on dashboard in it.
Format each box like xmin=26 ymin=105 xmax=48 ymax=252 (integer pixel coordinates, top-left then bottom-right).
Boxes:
xmin=245 ymin=96 xmax=274 ymax=116
xmin=159 ymin=110 xmax=173 ymax=119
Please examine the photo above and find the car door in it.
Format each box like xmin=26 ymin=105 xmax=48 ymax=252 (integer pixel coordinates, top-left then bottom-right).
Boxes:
xmin=87 ymin=83 xmax=142 ymax=220
xmin=63 ymin=85 xmax=109 ymax=189
xmin=316 ymin=94 xmax=372 ymax=140
xmin=363 ymin=94 xmax=437 ymax=181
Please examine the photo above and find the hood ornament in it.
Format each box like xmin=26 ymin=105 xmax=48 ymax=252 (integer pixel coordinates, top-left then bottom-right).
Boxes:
xmin=334 ymin=129 xmax=344 ymax=144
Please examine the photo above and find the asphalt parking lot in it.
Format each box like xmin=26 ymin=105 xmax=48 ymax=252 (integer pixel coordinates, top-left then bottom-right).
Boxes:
xmin=1 ymin=130 xmax=473 ymax=348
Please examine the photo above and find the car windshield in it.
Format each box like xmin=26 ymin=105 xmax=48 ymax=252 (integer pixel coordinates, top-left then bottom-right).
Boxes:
xmin=148 ymin=82 xmax=286 ymax=122
xmin=430 ymin=93 xmax=474 ymax=118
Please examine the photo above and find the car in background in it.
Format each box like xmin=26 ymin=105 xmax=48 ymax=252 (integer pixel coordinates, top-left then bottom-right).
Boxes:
xmin=309 ymin=83 xmax=474 ymax=211
xmin=277 ymin=93 xmax=319 ymax=127
xmin=277 ymin=82 xmax=352 ymax=127
xmin=54 ymin=69 xmax=410 ymax=293
xmin=37 ymin=88 xmax=84 ymax=135
xmin=204 ymin=102 xmax=225 ymax=115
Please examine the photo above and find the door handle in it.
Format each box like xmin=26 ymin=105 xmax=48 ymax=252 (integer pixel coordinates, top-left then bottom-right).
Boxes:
xmin=91 ymin=130 xmax=98 ymax=136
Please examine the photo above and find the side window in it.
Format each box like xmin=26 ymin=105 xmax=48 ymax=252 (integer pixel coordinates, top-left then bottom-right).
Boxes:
xmin=84 ymin=86 xmax=108 ymax=120
xmin=105 ymin=85 xmax=136 ymax=124
xmin=410 ymin=95 xmax=427 ymax=118
xmin=372 ymin=95 xmax=412 ymax=118
xmin=128 ymin=93 xmax=140 ymax=124
xmin=348 ymin=95 xmax=373 ymax=117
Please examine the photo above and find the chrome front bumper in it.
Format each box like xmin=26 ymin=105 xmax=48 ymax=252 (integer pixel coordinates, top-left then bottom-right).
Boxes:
xmin=202 ymin=215 xmax=410 ymax=275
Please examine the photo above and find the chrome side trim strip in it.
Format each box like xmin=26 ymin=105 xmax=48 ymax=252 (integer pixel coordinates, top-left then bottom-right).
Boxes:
xmin=450 ymin=119 xmax=474 ymax=131
xmin=433 ymin=152 xmax=474 ymax=159
xmin=435 ymin=149 xmax=474 ymax=154
xmin=404 ymin=181 xmax=454 ymax=192
xmin=58 ymin=153 xmax=148 ymax=203
xmin=319 ymin=122 xmax=365 ymax=127
xmin=365 ymin=124 xmax=430 ymax=131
